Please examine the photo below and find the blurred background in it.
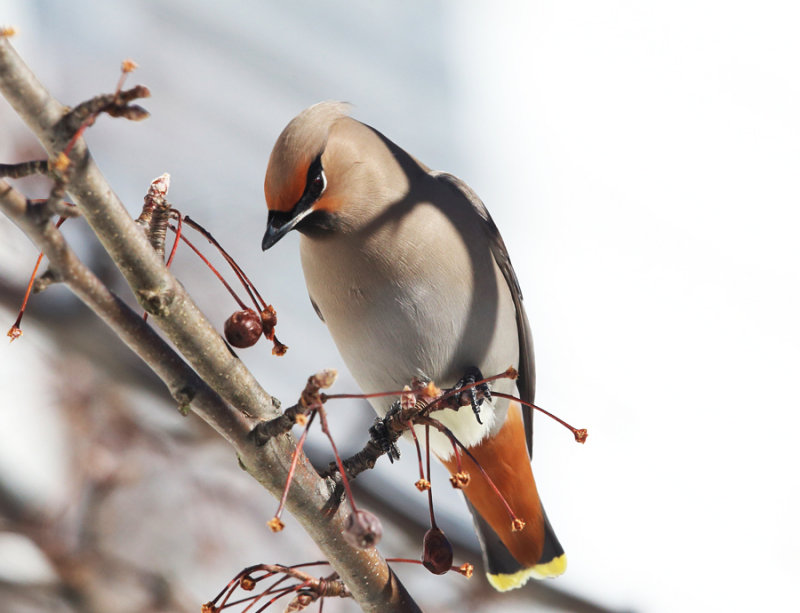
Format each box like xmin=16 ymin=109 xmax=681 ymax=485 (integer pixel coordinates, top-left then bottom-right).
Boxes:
xmin=2 ymin=1 xmax=799 ymax=611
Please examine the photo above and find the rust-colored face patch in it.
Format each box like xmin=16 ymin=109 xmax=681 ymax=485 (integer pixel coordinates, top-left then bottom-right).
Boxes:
xmin=264 ymin=155 xmax=311 ymax=213
xmin=314 ymin=194 xmax=342 ymax=214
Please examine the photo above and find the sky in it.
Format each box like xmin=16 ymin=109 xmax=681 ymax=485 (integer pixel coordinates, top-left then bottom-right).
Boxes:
xmin=2 ymin=1 xmax=799 ymax=611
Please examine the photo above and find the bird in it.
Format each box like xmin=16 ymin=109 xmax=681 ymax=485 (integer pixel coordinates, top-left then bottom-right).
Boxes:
xmin=261 ymin=101 xmax=565 ymax=591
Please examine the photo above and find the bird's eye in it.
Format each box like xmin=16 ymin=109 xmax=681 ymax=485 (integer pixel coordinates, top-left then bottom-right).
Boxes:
xmin=310 ymin=169 xmax=326 ymax=198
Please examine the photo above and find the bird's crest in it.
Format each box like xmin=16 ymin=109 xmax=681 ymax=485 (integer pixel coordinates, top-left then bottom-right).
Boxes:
xmin=264 ymin=101 xmax=351 ymax=212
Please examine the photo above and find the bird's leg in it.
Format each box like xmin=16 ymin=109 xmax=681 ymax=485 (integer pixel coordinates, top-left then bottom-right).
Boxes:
xmin=453 ymin=366 xmax=491 ymax=425
xmin=368 ymin=401 xmax=402 ymax=463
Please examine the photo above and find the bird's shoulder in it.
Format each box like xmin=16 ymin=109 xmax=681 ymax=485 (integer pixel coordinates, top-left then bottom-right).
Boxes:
xmin=429 ymin=169 xmax=537 ymax=454
xmin=428 ymin=170 xmax=523 ymax=302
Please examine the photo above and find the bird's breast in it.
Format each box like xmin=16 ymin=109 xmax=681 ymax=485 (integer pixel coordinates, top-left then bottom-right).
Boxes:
xmin=299 ymin=201 xmax=519 ymax=452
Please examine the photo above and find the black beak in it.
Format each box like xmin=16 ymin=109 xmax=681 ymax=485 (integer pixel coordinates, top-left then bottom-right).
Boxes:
xmin=262 ymin=209 xmax=303 ymax=250
xmin=262 ymin=210 xmax=286 ymax=250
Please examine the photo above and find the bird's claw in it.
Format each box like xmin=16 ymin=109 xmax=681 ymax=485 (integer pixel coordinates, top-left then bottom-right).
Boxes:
xmin=369 ymin=402 xmax=401 ymax=463
xmin=454 ymin=367 xmax=491 ymax=425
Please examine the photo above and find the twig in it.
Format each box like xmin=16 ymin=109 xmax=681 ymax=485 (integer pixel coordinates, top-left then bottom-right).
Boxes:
xmin=0 ymin=159 xmax=50 ymax=179
xmin=136 ymin=173 xmax=171 ymax=258
xmin=251 ymin=371 xmax=337 ymax=444
xmin=269 ymin=412 xmax=317 ymax=532
xmin=493 ymin=391 xmax=588 ymax=443
xmin=205 ymin=563 xmax=351 ymax=613
xmin=7 ymin=214 xmax=67 ymax=340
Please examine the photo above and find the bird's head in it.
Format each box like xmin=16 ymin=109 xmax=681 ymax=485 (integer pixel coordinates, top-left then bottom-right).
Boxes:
xmin=262 ymin=101 xmax=352 ymax=250
xmin=262 ymin=101 xmax=414 ymax=250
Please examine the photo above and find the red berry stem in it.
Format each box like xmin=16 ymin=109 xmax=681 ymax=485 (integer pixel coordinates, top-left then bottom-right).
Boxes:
xmin=271 ymin=412 xmax=316 ymax=526
xmin=322 ymin=389 xmax=412 ymax=402
xmin=316 ymin=405 xmax=359 ymax=513
xmin=449 ymin=436 xmax=463 ymax=475
xmin=7 ymin=215 xmax=68 ymax=341
xmin=385 ymin=557 xmax=470 ymax=576
xmin=165 ymin=212 xmax=182 ymax=269
xmin=182 ymin=215 xmax=265 ymax=312
xmin=421 ymin=417 xmax=522 ymax=527
xmin=168 ymin=224 xmax=248 ymax=310
xmin=407 ymin=420 xmax=429 ymax=491
xmin=425 ymin=425 xmax=437 ymax=529
xmin=491 ymin=391 xmax=588 ymax=443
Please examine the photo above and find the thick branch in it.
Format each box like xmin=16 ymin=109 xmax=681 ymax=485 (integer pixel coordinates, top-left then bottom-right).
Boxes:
xmin=0 ymin=37 xmax=418 ymax=613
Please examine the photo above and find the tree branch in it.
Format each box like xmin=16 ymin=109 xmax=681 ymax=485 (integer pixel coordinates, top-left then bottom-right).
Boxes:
xmin=0 ymin=36 xmax=418 ymax=613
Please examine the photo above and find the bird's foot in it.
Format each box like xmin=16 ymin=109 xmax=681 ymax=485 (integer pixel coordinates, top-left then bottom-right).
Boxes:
xmin=453 ymin=366 xmax=491 ymax=425
xmin=369 ymin=401 xmax=401 ymax=463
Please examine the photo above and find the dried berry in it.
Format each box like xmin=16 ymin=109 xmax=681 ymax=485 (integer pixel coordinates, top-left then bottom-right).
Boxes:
xmin=343 ymin=509 xmax=382 ymax=549
xmin=285 ymin=593 xmax=314 ymax=612
xmin=449 ymin=471 xmax=471 ymax=489
xmin=267 ymin=517 xmax=285 ymax=532
xmin=224 ymin=308 xmax=263 ymax=348
xmin=261 ymin=305 xmax=278 ymax=340
xmin=422 ymin=527 xmax=453 ymax=575
xmin=7 ymin=325 xmax=22 ymax=341
xmin=239 ymin=575 xmax=256 ymax=591
xmin=415 ymin=478 xmax=431 ymax=491
xmin=272 ymin=337 xmax=288 ymax=356
xmin=458 ymin=562 xmax=474 ymax=578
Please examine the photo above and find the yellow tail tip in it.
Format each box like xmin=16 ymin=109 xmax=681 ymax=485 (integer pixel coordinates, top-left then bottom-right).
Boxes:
xmin=487 ymin=554 xmax=567 ymax=591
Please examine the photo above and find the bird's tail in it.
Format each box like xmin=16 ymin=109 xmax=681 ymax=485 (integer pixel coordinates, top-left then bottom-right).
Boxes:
xmin=442 ymin=401 xmax=566 ymax=591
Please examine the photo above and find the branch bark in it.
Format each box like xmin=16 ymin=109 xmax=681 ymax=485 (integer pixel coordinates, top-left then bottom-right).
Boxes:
xmin=0 ymin=36 xmax=419 ymax=613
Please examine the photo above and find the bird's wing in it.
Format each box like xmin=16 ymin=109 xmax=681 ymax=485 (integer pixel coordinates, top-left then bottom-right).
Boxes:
xmin=431 ymin=171 xmax=536 ymax=454
xmin=309 ymin=295 xmax=325 ymax=322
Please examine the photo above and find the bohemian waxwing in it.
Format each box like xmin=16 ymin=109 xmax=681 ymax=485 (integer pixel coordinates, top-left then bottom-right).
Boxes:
xmin=261 ymin=101 xmax=565 ymax=590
